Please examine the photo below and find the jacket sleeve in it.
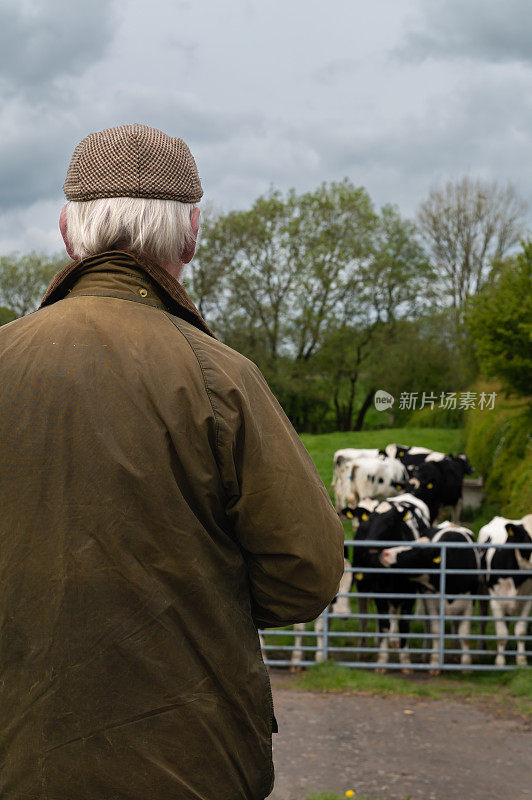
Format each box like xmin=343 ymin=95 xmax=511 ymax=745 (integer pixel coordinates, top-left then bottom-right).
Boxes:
xmin=212 ymin=357 xmax=345 ymax=629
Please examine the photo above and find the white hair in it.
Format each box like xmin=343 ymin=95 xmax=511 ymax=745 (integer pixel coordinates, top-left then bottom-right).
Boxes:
xmin=64 ymin=197 xmax=196 ymax=265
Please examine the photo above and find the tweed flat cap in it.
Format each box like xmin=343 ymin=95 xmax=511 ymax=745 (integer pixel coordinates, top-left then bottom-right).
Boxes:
xmin=63 ymin=123 xmax=203 ymax=202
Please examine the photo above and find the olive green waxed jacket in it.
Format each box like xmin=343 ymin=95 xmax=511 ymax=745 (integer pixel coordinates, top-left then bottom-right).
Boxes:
xmin=0 ymin=252 xmax=344 ymax=800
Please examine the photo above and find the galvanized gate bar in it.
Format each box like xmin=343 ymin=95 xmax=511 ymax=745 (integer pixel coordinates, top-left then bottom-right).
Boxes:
xmin=260 ymin=538 xmax=532 ymax=671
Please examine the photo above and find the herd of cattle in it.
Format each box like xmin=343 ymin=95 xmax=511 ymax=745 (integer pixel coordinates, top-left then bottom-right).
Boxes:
xmin=288 ymin=444 xmax=532 ymax=670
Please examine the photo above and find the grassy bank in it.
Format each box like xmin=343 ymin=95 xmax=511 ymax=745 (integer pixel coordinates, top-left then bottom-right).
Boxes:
xmin=284 ymin=661 xmax=532 ymax=717
xmin=464 ymin=384 xmax=532 ymax=518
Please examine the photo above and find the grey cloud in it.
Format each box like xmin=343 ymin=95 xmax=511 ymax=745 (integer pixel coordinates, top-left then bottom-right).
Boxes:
xmin=0 ymin=0 xmax=116 ymax=93
xmin=0 ymin=86 xmax=265 ymax=212
xmin=313 ymin=58 xmax=360 ymax=86
xmin=396 ymin=0 xmax=532 ymax=64
xmin=306 ymin=74 xmax=532 ymax=215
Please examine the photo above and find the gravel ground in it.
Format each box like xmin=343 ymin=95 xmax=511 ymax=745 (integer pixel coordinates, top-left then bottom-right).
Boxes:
xmin=268 ymin=671 xmax=532 ymax=800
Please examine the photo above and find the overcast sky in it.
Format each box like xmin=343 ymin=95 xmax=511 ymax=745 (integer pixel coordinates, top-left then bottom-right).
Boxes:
xmin=2 ymin=0 xmax=532 ymax=254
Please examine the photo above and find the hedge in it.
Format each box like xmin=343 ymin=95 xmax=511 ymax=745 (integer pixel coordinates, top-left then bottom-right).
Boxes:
xmin=464 ymin=384 xmax=532 ymax=518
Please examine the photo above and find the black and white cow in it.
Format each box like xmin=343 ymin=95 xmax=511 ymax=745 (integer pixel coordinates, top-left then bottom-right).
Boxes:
xmin=346 ymin=494 xmax=431 ymax=668
xmin=380 ymin=522 xmax=479 ymax=669
xmin=401 ymin=454 xmax=474 ymax=523
xmin=332 ymin=450 xmax=407 ymax=513
xmin=363 ymin=458 xmax=409 ymax=501
xmin=478 ymin=515 xmax=532 ymax=667
xmin=332 ymin=449 xmax=385 ymax=511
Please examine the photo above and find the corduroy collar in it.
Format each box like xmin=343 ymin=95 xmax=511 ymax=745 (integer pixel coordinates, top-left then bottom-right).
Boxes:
xmin=40 ymin=250 xmax=215 ymax=338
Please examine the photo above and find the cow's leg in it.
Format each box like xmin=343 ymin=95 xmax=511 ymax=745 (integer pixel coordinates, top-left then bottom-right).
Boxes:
xmin=398 ymin=616 xmax=412 ymax=670
xmin=417 ymin=596 xmax=432 ymax=663
xmin=389 ymin=614 xmax=400 ymax=651
xmin=376 ymin=619 xmax=389 ymax=668
xmin=333 ymin=559 xmax=353 ymax=616
xmin=458 ymin=598 xmax=473 ymax=667
xmin=490 ymin=598 xmax=509 ymax=667
xmin=478 ymin=595 xmax=489 ymax=651
xmin=451 ymin=497 xmax=462 ymax=524
xmin=515 ymin=599 xmax=532 ymax=667
xmin=357 ymin=594 xmax=368 ymax=658
xmin=423 ymin=597 xmax=441 ymax=671
xmin=290 ymin=622 xmax=306 ymax=671
xmin=376 ymin=599 xmax=390 ymax=669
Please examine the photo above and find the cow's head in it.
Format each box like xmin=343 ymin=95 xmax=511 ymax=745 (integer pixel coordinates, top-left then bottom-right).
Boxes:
xmin=506 ymin=523 xmax=532 ymax=571
xmin=342 ymin=504 xmax=375 ymax=533
xmin=395 ymin=445 xmax=411 ymax=461
xmin=457 ymin=453 xmax=474 ymax=474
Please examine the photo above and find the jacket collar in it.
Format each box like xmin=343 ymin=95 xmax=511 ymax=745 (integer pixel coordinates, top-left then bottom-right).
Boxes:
xmin=40 ymin=250 xmax=215 ymax=338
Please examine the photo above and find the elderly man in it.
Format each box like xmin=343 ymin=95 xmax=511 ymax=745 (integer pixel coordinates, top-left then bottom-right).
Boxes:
xmin=0 ymin=124 xmax=344 ymax=800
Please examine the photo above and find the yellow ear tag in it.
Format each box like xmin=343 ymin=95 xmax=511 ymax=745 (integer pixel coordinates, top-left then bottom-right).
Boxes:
xmin=403 ymin=511 xmax=410 ymax=521
xmin=399 ymin=451 xmax=404 ymax=457
xmin=355 ymin=572 xmax=364 ymax=581
xmin=427 ymin=482 xmax=433 ymax=489
xmin=346 ymin=510 xmax=354 ymax=519
xmin=361 ymin=512 xmax=369 ymax=521
xmin=433 ymin=556 xmax=441 ymax=563
xmin=395 ymin=484 xmax=402 ymax=490
xmin=508 ymin=527 xmax=514 ymax=536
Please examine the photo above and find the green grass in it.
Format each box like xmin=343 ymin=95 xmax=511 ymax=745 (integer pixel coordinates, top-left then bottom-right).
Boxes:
xmin=285 ymin=661 xmax=532 ymax=716
xmin=299 ymin=427 xmax=466 ymax=490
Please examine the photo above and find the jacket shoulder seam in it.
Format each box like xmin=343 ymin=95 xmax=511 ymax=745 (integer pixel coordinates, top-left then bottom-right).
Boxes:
xmin=162 ymin=312 xmax=222 ymax=448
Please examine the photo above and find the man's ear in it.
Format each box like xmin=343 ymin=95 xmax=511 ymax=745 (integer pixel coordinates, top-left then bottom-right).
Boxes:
xmin=181 ymin=207 xmax=200 ymax=265
xmin=59 ymin=205 xmax=77 ymax=260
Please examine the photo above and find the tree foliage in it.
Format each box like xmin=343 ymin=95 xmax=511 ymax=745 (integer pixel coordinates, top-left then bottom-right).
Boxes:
xmin=418 ymin=177 xmax=527 ymax=310
xmin=2 ymin=176 xmax=519 ymax=430
xmin=189 ymin=181 xmax=434 ymax=430
xmin=0 ymin=252 xmax=67 ymax=317
xmin=466 ymin=243 xmax=532 ymax=395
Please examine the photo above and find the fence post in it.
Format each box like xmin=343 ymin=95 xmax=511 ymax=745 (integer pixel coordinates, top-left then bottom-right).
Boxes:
xmin=438 ymin=544 xmax=447 ymax=670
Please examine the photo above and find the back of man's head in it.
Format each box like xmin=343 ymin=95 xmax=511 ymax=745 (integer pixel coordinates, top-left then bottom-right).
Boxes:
xmin=61 ymin=124 xmax=202 ymax=269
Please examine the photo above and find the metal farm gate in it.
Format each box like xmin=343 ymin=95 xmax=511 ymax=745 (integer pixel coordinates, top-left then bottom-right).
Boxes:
xmin=260 ymin=539 xmax=532 ymax=671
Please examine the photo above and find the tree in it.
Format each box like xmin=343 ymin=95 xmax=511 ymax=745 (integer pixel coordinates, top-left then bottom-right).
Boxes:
xmin=188 ymin=183 xmax=455 ymax=431
xmin=466 ymin=243 xmax=532 ymax=395
xmin=418 ymin=177 xmax=527 ymax=310
xmin=313 ymin=205 xmax=433 ymax=430
xmin=0 ymin=306 xmax=17 ymax=326
xmin=0 ymin=252 xmax=67 ymax=317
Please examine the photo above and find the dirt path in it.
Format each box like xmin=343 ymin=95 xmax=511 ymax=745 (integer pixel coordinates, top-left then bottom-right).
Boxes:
xmin=268 ymin=673 xmax=532 ymax=800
